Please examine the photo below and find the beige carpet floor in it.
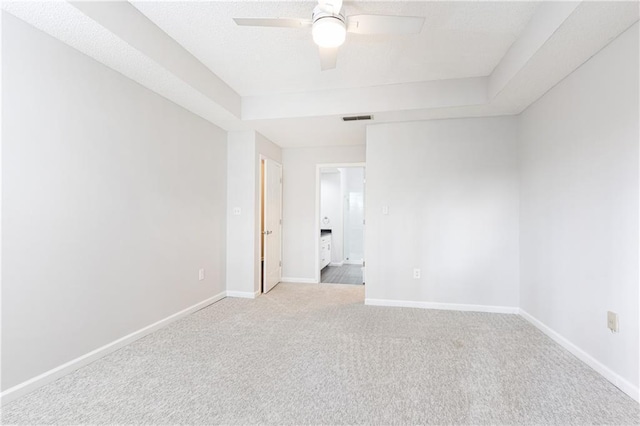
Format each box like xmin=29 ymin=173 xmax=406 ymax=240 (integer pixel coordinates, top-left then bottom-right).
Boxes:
xmin=2 ymin=283 xmax=639 ymax=425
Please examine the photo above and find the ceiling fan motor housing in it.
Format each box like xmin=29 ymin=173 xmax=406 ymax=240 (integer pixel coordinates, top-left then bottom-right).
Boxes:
xmin=312 ymin=5 xmax=346 ymax=48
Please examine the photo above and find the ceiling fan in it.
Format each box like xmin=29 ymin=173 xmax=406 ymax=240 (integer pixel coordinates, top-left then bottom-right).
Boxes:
xmin=233 ymin=0 xmax=425 ymax=71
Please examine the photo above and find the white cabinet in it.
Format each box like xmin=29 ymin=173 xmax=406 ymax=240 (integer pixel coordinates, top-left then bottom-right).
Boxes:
xmin=320 ymin=234 xmax=332 ymax=269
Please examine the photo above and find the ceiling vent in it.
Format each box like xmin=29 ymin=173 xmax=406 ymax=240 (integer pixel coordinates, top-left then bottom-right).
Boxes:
xmin=342 ymin=115 xmax=373 ymax=122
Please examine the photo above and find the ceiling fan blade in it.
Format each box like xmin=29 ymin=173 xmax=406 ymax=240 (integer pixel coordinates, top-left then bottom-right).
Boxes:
xmin=319 ymin=47 xmax=338 ymax=71
xmin=233 ymin=18 xmax=312 ymax=28
xmin=346 ymin=15 xmax=425 ymax=35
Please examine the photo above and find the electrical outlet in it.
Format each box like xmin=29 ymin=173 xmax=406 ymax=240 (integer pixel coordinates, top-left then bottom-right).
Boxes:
xmin=413 ymin=268 xmax=421 ymax=279
xmin=198 ymin=268 xmax=205 ymax=281
xmin=607 ymin=311 xmax=619 ymax=333
xmin=233 ymin=207 xmax=241 ymax=215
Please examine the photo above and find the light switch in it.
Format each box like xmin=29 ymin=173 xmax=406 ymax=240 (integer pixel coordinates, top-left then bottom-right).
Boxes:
xmin=233 ymin=207 xmax=241 ymax=215
xmin=382 ymin=205 xmax=389 ymax=215
xmin=607 ymin=311 xmax=619 ymax=333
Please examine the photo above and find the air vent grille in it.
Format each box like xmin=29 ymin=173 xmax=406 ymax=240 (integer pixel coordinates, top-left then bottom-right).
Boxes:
xmin=342 ymin=115 xmax=373 ymax=122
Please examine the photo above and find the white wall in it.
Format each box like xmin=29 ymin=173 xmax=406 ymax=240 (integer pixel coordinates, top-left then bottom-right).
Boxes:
xmin=519 ymin=23 xmax=639 ymax=397
xmin=365 ymin=117 xmax=520 ymax=309
xmin=226 ymin=131 xmax=256 ymax=295
xmin=320 ymin=171 xmax=343 ymax=264
xmin=226 ymin=130 xmax=281 ymax=295
xmin=282 ymin=146 xmax=366 ymax=282
xmin=1 ymin=14 xmax=227 ymax=390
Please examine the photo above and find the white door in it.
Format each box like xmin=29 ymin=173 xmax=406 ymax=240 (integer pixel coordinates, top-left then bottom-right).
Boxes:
xmin=263 ymin=159 xmax=282 ymax=293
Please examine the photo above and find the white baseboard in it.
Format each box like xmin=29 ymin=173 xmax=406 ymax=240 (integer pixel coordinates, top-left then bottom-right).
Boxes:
xmin=364 ymin=298 xmax=519 ymax=314
xmin=329 ymin=261 xmax=344 ymax=267
xmin=280 ymin=277 xmax=318 ymax=284
xmin=519 ymin=309 xmax=639 ymax=402
xmin=343 ymin=260 xmax=363 ymax=265
xmin=226 ymin=290 xmax=260 ymax=299
xmin=0 ymin=291 xmax=226 ymax=405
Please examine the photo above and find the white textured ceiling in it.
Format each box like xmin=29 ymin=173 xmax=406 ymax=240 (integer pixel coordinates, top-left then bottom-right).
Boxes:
xmin=4 ymin=1 xmax=638 ymax=148
xmin=2 ymin=0 xmax=244 ymax=130
xmin=132 ymin=1 xmax=540 ymax=96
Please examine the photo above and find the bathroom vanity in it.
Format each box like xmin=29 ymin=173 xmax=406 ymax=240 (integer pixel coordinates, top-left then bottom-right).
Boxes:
xmin=320 ymin=229 xmax=332 ymax=269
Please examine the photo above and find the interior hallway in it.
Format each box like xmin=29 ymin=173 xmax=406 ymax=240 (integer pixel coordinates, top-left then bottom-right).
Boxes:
xmin=3 ymin=283 xmax=637 ymax=425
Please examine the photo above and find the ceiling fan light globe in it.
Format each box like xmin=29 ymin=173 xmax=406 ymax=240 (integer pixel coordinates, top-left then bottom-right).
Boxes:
xmin=312 ymin=18 xmax=346 ymax=48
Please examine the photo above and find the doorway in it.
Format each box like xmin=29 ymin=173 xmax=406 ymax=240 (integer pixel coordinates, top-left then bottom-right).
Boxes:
xmin=316 ymin=164 xmax=365 ymax=285
xmin=261 ymin=157 xmax=282 ymax=293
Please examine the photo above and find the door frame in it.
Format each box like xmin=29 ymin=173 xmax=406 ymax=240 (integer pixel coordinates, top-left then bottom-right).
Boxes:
xmin=260 ymin=155 xmax=283 ymax=293
xmin=315 ymin=162 xmax=366 ymax=284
